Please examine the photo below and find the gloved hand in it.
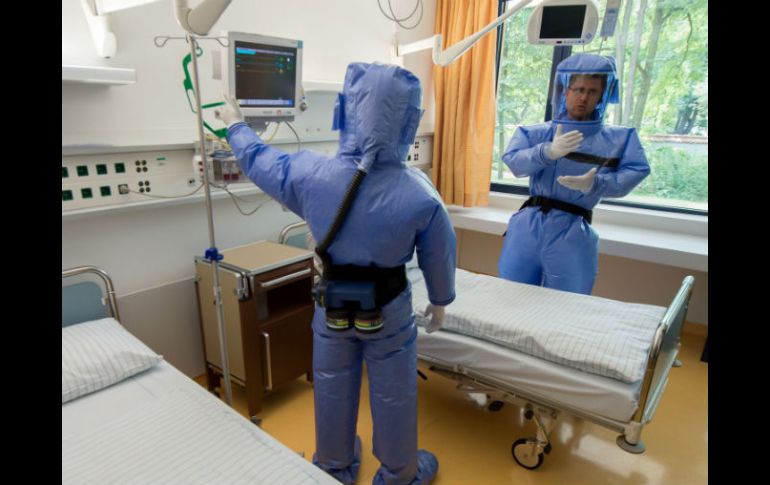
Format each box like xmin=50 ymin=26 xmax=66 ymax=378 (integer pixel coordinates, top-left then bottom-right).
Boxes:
xmin=424 ymin=304 xmax=446 ymax=334
xmin=557 ymin=167 xmax=598 ymax=194
xmin=545 ymin=124 xmax=583 ymax=160
xmin=214 ymin=94 xmax=244 ymax=128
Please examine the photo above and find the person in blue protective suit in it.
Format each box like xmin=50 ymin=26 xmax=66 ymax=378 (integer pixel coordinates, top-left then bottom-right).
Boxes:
xmin=216 ymin=62 xmax=456 ymax=485
xmin=497 ymin=54 xmax=650 ymax=294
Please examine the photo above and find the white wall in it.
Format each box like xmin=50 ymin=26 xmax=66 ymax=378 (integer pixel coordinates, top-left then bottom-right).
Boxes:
xmin=62 ymin=194 xmax=295 ymax=293
xmin=62 ymin=0 xmax=437 ymax=146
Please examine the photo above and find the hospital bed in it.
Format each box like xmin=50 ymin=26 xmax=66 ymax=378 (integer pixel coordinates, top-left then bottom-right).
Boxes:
xmin=409 ymin=267 xmax=694 ymax=470
xmin=62 ymin=265 xmax=340 ymax=484
xmin=275 ymin=221 xmax=694 ymax=470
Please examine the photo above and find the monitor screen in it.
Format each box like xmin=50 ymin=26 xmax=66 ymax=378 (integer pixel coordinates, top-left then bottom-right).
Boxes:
xmin=234 ymin=40 xmax=297 ymax=108
xmin=540 ymin=5 xmax=587 ymax=39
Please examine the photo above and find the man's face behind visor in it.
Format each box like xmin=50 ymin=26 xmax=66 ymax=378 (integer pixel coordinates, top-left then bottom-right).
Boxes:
xmin=565 ymin=75 xmax=605 ymax=121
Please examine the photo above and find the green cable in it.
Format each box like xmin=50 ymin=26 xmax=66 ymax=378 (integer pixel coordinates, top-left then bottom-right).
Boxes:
xmin=182 ymin=47 xmax=228 ymax=140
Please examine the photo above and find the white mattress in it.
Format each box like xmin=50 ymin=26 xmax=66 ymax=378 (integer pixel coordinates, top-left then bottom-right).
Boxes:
xmin=417 ymin=328 xmax=642 ymax=422
xmin=409 ymin=267 xmax=665 ymax=383
xmin=62 ymin=361 xmax=340 ymax=485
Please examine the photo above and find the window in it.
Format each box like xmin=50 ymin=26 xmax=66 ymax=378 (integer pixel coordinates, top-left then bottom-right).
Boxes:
xmin=493 ymin=0 xmax=708 ymax=213
xmin=492 ymin=2 xmax=551 ymax=189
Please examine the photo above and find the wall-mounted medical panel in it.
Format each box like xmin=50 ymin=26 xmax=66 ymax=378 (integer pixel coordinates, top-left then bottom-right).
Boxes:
xmin=62 ymin=134 xmax=433 ymax=215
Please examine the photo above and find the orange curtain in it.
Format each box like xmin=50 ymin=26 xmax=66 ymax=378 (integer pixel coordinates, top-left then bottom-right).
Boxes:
xmin=432 ymin=0 xmax=498 ymax=207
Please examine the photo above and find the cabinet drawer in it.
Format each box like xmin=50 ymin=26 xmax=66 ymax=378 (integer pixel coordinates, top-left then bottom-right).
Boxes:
xmin=251 ymin=261 xmax=314 ymax=294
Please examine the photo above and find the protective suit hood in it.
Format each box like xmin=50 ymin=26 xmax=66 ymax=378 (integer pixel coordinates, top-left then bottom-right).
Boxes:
xmin=333 ymin=62 xmax=424 ymax=168
xmin=551 ymin=54 xmax=619 ymax=137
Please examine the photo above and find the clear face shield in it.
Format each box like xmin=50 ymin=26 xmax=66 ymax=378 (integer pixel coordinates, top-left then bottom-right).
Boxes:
xmin=553 ymin=73 xmax=610 ymax=122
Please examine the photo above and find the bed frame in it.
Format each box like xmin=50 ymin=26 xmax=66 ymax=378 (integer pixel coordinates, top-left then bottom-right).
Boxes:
xmin=62 ymin=266 xmax=120 ymax=326
xmin=418 ymin=275 xmax=695 ymax=470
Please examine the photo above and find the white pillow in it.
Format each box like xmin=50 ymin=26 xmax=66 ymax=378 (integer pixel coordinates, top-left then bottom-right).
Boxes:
xmin=62 ymin=317 xmax=163 ymax=404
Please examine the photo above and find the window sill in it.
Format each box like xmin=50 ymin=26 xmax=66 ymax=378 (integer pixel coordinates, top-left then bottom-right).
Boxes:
xmin=447 ymin=193 xmax=708 ymax=272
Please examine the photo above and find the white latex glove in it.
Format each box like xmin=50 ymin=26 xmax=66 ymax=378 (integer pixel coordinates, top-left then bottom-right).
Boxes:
xmin=305 ymin=232 xmax=324 ymax=280
xmin=424 ymin=304 xmax=446 ymax=334
xmin=545 ymin=124 xmax=583 ymax=160
xmin=557 ymin=167 xmax=598 ymax=194
xmin=214 ymin=94 xmax=244 ymax=128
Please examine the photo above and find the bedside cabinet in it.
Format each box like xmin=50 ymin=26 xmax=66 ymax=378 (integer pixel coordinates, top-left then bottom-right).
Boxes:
xmin=195 ymin=240 xmax=315 ymax=420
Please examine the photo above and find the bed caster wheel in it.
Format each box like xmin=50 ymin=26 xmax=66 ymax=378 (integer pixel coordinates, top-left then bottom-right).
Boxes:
xmin=544 ymin=443 xmax=552 ymax=455
xmin=250 ymin=416 xmax=262 ymax=427
xmin=488 ymin=401 xmax=504 ymax=412
xmin=512 ymin=438 xmax=544 ymax=470
xmin=616 ymin=435 xmax=646 ymax=454
xmin=524 ymin=409 xmax=534 ymax=420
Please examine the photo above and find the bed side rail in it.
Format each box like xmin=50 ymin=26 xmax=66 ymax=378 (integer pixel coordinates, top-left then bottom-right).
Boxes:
xmin=278 ymin=221 xmax=309 ymax=247
xmin=634 ymin=275 xmax=695 ymax=423
xmin=278 ymin=221 xmax=323 ymax=282
xmin=62 ymin=266 xmax=120 ymax=325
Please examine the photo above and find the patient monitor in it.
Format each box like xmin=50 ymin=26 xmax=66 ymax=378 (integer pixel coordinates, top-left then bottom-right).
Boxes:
xmin=222 ymin=31 xmax=303 ymax=125
xmin=527 ymin=0 xmax=600 ymax=46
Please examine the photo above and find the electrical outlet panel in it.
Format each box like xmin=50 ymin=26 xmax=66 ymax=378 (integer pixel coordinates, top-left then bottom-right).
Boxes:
xmin=62 ymin=150 xmax=204 ymax=212
xmin=192 ymin=153 xmax=248 ymax=184
xmin=407 ymin=135 xmax=432 ymax=173
xmin=62 ymin=134 xmax=434 ymax=214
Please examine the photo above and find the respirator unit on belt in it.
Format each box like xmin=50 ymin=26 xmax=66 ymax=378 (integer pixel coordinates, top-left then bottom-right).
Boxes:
xmin=312 ymin=165 xmax=406 ymax=333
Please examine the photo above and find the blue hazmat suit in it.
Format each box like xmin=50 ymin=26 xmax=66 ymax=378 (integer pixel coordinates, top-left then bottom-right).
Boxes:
xmin=227 ymin=62 xmax=456 ymax=485
xmin=498 ymin=54 xmax=650 ymax=294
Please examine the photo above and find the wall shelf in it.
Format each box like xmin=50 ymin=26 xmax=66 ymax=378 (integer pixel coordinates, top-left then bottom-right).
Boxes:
xmin=62 ymin=65 xmax=136 ymax=85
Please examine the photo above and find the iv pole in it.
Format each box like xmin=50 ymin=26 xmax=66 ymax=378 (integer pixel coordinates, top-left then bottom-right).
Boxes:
xmin=188 ymin=33 xmax=233 ymax=407
xmin=167 ymin=0 xmax=234 ymax=406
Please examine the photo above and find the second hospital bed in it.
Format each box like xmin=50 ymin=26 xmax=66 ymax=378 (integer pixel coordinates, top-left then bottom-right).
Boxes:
xmin=409 ymin=266 xmax=694 ymax=470
xmin=62 ymin=265 xmax=341 ymax=484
